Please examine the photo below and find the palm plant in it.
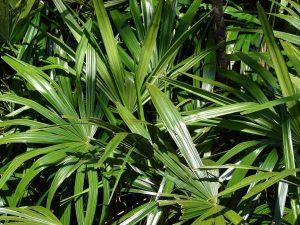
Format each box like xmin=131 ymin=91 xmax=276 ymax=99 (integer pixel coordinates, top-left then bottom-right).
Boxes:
xmin=0 ymin=0 xmax=215 ymax=224
xmin=0 ymin=0 xmax=299 ymax=225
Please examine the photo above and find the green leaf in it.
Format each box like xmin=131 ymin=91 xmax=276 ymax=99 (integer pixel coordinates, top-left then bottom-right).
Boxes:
xmin=17 ymin=0 xmax=35 ymax=21
xmin=226 ymin=145 xmax=265 ymax=188
xmin=148 ymin=19 xmax=211 ymax=86
xmin=113 ymin=202 xmax=157 ymax=225
xmin=154 ymin=151 xmax=211 ymax=200
xmin=46 ymin=157 xmax=82 ymax=209
xmin=174 ymin=0 xmax=203 ymax=40
xmin=135 ymin=0 xmax=162 ymax=89
xmin=221 ymin=70 xmax=269 ymax=104
xmin=257 ymin=2 xmax=300 ymax=137
xmin=135 ymin=0 xmax=163 ymax=119
xmin=84 ymin=164 xmax=98 ymax=225
xmin=257 ymin=3 xmax=293 ymax=97
xmin=242 ymin=169 xmax=300 ymax=201
xmin=11 ymin=150 xmax=79 ymax=206
xmin=0 ymin=119 xmax=47 ymax=128
xmin=162 ymin=77 xmax=234 ymax=105
xmin=216 ymin=172 xmax=277 ymax=197
xmin=147 ymin=84 xmax=205 ymax=180
xmin=241 ymin=93 xmax=300 ymax=115
xmin=2 ymin=56 xmax=79 ymax=119
xmin=0 ymin=143 xmax=84 ymax=191
xmin=146 ymin=178 xmax=174 ymax=225
xmin=217 ymin=141 xmax=263 ymax=165
xmin=52 ymin=0 xmax=82 ymax=42
xmin=93 ymin=0 xmax=127 ymax=108
xmin=236 ymin=52 xmax=278 ymax=88
xmin=117 ymin=103 xmax=150 ymax=140
xmin=158 ymin=0 xmax=176 ymax=57
xmin=111 ymin=10 xmax=141 ymax=62
xmin=281 ymin=41 xmax=300 ymax=76
xmin=99 ymin=176 xmax=110 ymax=225
xmin=108 ymin=146 xmax=134 ymax=204
xmin=74 ymin=165 xmax=85 ymax=225
xmin=0 ymin=94 xmax=65 ymax=126
xmin=75 ymin=20 xmax=92 ymax=78
xmin=129 ymin=0 xmax=144 ymax=42
xmin=17 ymin=12 xmax=40 ymax=60
xmin=282 ymin=110 xmax=300 ymax=221
xmin=183 ymin=102 xmax=258 ymax=124
xmin=0 ymin=206 xmax=63 ymax=225
xmin=97 ymin=132 xmax=128 ymax=166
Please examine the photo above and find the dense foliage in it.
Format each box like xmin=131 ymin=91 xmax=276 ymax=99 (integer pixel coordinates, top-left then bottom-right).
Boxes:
xmin=0 ymin=0 xmax=300 ymax=224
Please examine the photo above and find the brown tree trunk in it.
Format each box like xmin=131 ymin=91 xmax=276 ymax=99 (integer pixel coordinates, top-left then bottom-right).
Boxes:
xmin=212 ymin=0 xmax=228 ymax=72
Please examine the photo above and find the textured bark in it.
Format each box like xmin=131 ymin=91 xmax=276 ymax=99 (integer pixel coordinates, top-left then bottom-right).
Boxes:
xmin=212 ymin=0 xmax=228 ymax=71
